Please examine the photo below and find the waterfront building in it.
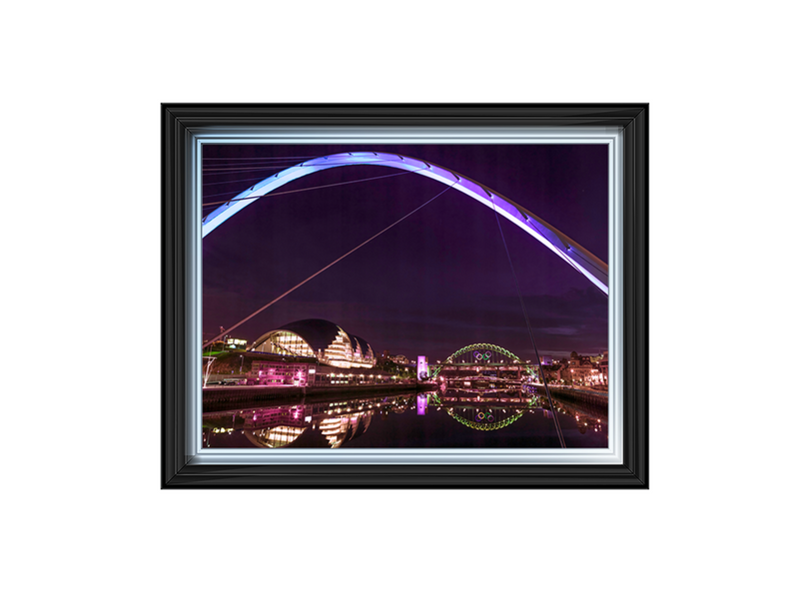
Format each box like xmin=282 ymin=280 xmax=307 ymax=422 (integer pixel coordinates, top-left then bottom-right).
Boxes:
xmin=249 ymin=360 xmax=314 ymax=386
xmin=599 ymin=351 xmax=608 ymax=386
xmin=542 ymin=362 xmax=564 ymax=384
xmin=250 ymin=319 xmax=376 ymax=369
xmin=244 ymin=355 xmax=407 ymax=387
xmin=563 ymin=352 xmax=606 ymax=387
xmin=224 ymin=336 xmax=248 ymax=350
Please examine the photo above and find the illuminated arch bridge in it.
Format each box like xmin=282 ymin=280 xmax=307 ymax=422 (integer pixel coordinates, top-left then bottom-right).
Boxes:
xmin=430 ymin=343 xmax=537 ymax=379
xmin=203 ymin=152 xmax=608 ymax=295
xmin=428 ymin=343 xmax=542 ymax=432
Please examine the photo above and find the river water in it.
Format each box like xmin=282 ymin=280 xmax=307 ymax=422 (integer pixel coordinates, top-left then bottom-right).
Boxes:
xmin=202 ymin=387 xmax=608 ymax=449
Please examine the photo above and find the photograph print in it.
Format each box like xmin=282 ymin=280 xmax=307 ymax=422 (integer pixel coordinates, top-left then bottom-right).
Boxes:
xmin=201 ymin=142 xmax=610 ymax=450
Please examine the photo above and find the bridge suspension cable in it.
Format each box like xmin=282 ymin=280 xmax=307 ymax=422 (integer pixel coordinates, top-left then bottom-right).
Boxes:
xmin=489 ymin=196 xmax=566 ymax=448
xmin=202 ymin=168 xmax=423 ymax=208
xmin=203 ymin=182 xmax=456 ymax=349
xmin=205 ymin=158 xmax=311 ymax=163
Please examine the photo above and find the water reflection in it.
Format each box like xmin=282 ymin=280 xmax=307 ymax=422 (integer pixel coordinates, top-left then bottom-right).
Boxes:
xmin=203 ymin=386 xmax=608 ymax=449
xmin=428 ymin=391 xmax=536 ymax=432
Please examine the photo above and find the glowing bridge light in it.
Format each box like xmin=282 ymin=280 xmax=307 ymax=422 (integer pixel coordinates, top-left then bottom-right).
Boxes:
xmin=202 ymin=152 xmax=608 ymax=294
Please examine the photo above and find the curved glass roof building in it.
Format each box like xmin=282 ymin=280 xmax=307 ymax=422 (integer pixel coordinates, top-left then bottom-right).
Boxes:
xmin=250 ymin=319 xmax=376 ymax=369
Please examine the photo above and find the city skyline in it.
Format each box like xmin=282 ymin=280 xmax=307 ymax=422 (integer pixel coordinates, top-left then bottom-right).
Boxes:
xmin=202 ymin=143 xmax=609 ymax=361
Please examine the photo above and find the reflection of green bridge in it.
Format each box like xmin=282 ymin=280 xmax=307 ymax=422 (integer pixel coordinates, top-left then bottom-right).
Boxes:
xmin=432 ymin=382 xmax=608 ymax=428
xmin=429 ymin=391 xmax=539 ymax=432
xmin=432 ymin=399 xmax=539 ymax=409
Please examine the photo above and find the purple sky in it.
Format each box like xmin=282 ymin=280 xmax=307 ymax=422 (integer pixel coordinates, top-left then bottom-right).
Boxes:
xmin=202 ymin=144 xmax=608 ymax=361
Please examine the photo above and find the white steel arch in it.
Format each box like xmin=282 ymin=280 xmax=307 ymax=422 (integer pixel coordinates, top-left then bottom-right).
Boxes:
xmin=202 ymin=151 xmax=608 ymax=294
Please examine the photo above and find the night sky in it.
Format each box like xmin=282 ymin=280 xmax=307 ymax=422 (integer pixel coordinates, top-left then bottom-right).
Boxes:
xmin=202 ymin=144 xmax=608 ymax=361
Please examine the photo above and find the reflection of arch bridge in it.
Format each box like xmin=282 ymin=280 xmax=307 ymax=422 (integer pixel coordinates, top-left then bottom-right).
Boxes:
xmin=431 ymin=343 xmax=537 ymax=381
xmin=202 ymin=152 xmax=608 ymax=294
xmin=429 ymin=392 xmax=539 ymax=431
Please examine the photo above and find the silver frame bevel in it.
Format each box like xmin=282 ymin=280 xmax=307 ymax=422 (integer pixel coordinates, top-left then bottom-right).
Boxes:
xmin=185 ymin=127 xmax=623 ymax=465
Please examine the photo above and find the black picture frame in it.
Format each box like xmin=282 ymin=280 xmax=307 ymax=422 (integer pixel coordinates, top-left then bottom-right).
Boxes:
xmin=162 ymin=103 xmax=648 ymax=488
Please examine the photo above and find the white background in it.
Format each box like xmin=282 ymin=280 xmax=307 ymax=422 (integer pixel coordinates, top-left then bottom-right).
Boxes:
xmin=2 ymin=2 xmax=801 ymax=601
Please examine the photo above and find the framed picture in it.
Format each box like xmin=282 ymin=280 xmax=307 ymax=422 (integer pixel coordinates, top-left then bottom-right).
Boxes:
xmin=162 ymin=104 xmax=648 ymax=488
